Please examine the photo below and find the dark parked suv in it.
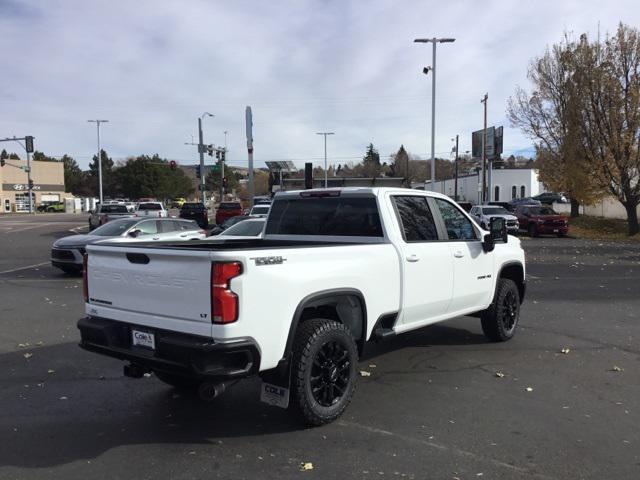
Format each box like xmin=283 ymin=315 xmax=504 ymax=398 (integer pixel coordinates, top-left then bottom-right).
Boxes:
xmin=179 ymin=203 xmax=209 ymax=228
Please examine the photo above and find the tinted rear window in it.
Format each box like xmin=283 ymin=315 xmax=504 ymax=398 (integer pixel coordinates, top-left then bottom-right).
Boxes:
xmin=100 ymin=205 xmax=128 ymax=213
xmin=219 ymin=202 xmax=242 ymax=210
xmin=181 ymin=203 xmax=205 ymax=210
xmin=137 ymin=203 xmax=162 ymax=210
xmin=265 ymin=196 xmax=383 ymax=237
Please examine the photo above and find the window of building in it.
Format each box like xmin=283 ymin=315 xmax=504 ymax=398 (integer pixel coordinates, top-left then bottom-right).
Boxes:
xmin=511 ymin=186 xmax=517 ymax=200
xmin=520 ymin=185 xmax=526 ymax=198
xmin=494 ymin=185 xmax=500 ymax=202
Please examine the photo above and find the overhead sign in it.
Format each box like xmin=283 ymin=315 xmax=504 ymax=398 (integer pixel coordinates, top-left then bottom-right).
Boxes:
xmin=265 ymin=161 xmax=297 ymax=173
xmin=472 ymin=126 xmax=503 ymax=160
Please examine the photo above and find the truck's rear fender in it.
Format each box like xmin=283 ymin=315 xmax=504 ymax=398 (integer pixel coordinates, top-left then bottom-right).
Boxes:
xmin=283 ymin=289 xmax=368 ymax=358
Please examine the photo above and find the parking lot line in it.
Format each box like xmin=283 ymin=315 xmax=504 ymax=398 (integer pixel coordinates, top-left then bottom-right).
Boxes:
xmin=338 ymin=420 xmax=556 ymax=479
xmin=0 ymin=261 xmax=50 ymax=275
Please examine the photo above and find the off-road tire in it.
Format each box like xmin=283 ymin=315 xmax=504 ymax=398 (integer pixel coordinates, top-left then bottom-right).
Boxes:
xmin=481 ymin=278 xmax=520 ymax=342
xmin=290 ymin=318 xmax=358 ymax=426
xmin=527 ymin=223 xmax=538 ymax=237
xmin=154 ymin=371 xmax=199 ymax=390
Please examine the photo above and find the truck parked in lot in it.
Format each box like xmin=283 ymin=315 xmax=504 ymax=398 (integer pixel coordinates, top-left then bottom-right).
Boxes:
xmin=88 ymin=204 xmax=135 ymax=230
xmin=78 ymin=188 xmax=526 ymax=425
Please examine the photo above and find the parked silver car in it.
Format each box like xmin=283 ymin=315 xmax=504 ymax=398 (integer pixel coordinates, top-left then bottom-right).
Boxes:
xmin=51 ymin=218 xmax=206 ymax=274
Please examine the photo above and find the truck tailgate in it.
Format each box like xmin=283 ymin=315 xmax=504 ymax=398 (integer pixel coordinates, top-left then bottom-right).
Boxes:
xmin=86 ymin=245 xmax=213 ymax=336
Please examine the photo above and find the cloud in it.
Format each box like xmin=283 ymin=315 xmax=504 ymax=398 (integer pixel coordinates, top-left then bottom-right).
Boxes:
xmin=0 ymin=0 xmax=638 ymax=169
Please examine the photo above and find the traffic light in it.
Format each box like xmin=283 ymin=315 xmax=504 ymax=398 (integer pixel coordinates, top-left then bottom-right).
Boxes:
xmin=215 ymin=149 xmax=220 ymax=160
xmin=207 ymin=145 xmax=214 ymax=157
xmin=222 ymin=176 xmax=228 ymax=192
xmin=169 ymin=160 xmax=177 ymax=170
xmin=221 ymin=150 xmax=226 ymax=162
xmin=25 ymin=136 xmax=34 ymax=153
xmin=195 ymin=166 xmax=201 ymax=178
xmin=28 ymin=179 xmax=34 ymax=189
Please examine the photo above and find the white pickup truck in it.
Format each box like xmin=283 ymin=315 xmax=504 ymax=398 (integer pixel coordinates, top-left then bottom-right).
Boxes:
xmin=78 ymin=188 xmax=526 ymax=425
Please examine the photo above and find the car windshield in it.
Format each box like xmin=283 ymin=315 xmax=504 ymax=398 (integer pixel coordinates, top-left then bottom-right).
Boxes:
xmin=251 ymin=206 xmax=270 ymax=214
xmin=482 ymin=207 xmax=509 ymax=215
xmin=219 ymin=202 xmax=241 ymax=210
xmin=181 ymin=203 xmax=204 ymax=210
xmin=529 ymin=207 xmax=557 ymax=215
xmin=99 ymin=204 xmax=128 ymax=213
xmin=221 ymin=220 xmax=265 ymax=236
xmin=137 ymin=203 xmax=162 ymax=210
xmin=91 ymin=219 xmax=139 ymax=236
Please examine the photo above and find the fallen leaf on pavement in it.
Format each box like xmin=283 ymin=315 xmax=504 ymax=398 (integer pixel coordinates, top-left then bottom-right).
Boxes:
xmin=525 ymin=387 xmax=533 ymax=392
xmin=561 ymin=348 xmax=571 ymax=354
xmin=47 ymin=369 xmax=55 ymax=374
xmin=368 ymin=364 xmax=377 ymax=368
xmin=359 ymin=371 xmax=371 ymax=377
xmin=612 ymin=366 xmax=623 ymax=372
xmin=23 ymin=353 xmax=33 ymax=359
xmin=300 ymin=462 xmax=314 ymax=471
xmin=495 ymin=372 xmax=505 ymax=378
xmin=59 ymin=396 xmax=68 ymax=400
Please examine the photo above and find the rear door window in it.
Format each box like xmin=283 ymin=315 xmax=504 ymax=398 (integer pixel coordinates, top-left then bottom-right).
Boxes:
xmin=266 ymin=196 xmax=383 ymax=237
xmin=392 ymin=196 xmax=438 ymax=242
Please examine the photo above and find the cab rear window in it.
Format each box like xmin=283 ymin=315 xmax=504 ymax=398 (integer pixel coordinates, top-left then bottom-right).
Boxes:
xmin=265 ymin=196 xmax=383 ymax=237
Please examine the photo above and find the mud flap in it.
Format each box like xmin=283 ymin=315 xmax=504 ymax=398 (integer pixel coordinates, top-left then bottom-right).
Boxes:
xmin=259 ymin=358 xmax=291 ymax=409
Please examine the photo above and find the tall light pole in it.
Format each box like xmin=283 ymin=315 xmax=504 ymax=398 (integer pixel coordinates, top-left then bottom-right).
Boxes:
xmin=480 ymin=94 xmax=488 ymax=204
xmin=198 ymin=112 xmax=214 ymax=204
xmin=414 ymin=37 xmax=455 ymax=191
xmin=87 ymin=120 xmax=108 ymax=203
xmin=316 ymin=132 xmax=334 ymax=188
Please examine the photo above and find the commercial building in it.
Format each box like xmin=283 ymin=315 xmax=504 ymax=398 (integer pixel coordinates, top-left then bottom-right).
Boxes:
xmin=1 ymin=159 xmax=68 ymax=213
xmin=426 ymin=168 xmax=544 ymax=204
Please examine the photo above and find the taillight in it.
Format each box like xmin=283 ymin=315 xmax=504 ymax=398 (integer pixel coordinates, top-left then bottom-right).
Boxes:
xmin=211 ymin=262 xmax=242 ymax=324
xmin=82 ymin=254 xmax=89 ymax=303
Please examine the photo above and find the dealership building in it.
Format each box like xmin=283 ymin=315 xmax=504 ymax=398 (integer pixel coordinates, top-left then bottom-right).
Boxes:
xmin=0 ymin=159 xmax=68 ymax=213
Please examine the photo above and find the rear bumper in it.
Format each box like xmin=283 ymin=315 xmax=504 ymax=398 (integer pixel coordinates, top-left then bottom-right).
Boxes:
xmin=77 ymin=316 xmax=260 ymax=380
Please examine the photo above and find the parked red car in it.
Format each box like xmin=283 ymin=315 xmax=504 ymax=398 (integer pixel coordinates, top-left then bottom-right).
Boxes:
xmin=215 ymin=201 xmax=243 ymax=225
xmin=514 ymin=205 xmax=569 ymax=237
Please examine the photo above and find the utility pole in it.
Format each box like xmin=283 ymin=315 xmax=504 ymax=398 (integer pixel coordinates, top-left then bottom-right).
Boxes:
xmin=316 ymin=132 xmax=334 ymax=188
xmin=480 ymin=93 xmax=488 ymax=204
xmin=246 ymin=107 xmax=254 ymax=207
xmin=222 ymin=131 xmax=228 ymax=201
xmin=197 ymin=113 xmax=214 ymax=204
xmin=454 ymin=134 xmax=459 ymax=202
xmin=87 ymin=120 xmax=108 ymax=204
xmin=414 ymin=37 xmax=455 ymax=191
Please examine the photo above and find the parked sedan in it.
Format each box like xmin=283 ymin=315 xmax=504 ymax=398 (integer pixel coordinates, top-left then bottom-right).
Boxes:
xmin=51 ymin=218 xmax=206 ymax=274
xmin=514 ymin=205 xmax=569 ymax=237
xmin=532 ymin=192 xmax=569 ymax=204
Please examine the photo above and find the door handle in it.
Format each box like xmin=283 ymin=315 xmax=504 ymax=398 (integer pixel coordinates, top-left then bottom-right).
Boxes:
xmin=406 ymin=254 xmax=420 ymax=262
xmin=454 ymin=251 xmax=464 ymax=258
xmin=180 ymin=234 xmax=188 ymax=237
xmin=152 ymin=236 xmax=160 ymax=240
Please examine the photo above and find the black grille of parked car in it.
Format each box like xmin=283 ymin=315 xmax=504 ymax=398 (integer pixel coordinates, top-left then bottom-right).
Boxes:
xmin=507 ymin=220 xmax=518 ymax=227
xmin=51 ymin=249 xmax=75 ymax=260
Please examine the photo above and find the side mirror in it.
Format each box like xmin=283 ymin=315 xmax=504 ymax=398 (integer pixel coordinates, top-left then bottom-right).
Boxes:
xmin=128 ymin=229 xmax=141 ymax=238
xmin=490 ymin=217 xmax=508 ymax=243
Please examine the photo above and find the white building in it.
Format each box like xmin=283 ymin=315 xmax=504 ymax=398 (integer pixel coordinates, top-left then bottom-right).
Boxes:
xmin=426 ymin=168 xmax=544 ymax=204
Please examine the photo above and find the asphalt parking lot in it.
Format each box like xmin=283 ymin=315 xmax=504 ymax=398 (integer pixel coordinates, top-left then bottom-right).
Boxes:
xmin=1 ymin=213 xmax=639 ymax=479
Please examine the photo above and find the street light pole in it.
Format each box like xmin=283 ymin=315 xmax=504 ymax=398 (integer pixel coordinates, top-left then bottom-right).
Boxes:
xmin=414 ymin=37 xmax=455 ymax=191
xmin=480 ymin=94 xmax=488 ymax=204
xmin=453 ymin=134 xmax=459 ymax=202
xmin=316 ymin=132 xmax=334 ymax=188
xmin=87 ymin=120 xmax=108 ymax=204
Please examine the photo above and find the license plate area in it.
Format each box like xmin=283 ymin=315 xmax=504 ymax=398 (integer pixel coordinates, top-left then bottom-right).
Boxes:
xmin=131 ymin=329 xmax=156 ymax=350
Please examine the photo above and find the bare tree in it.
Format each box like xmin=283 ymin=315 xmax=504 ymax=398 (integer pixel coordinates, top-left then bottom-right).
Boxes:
xmin=508 ymin=34 xmax=604 ymax=217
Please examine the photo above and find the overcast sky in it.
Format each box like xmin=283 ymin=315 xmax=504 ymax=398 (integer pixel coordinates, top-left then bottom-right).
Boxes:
xmin=1 ymin=0 xmax=638 ymax=170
